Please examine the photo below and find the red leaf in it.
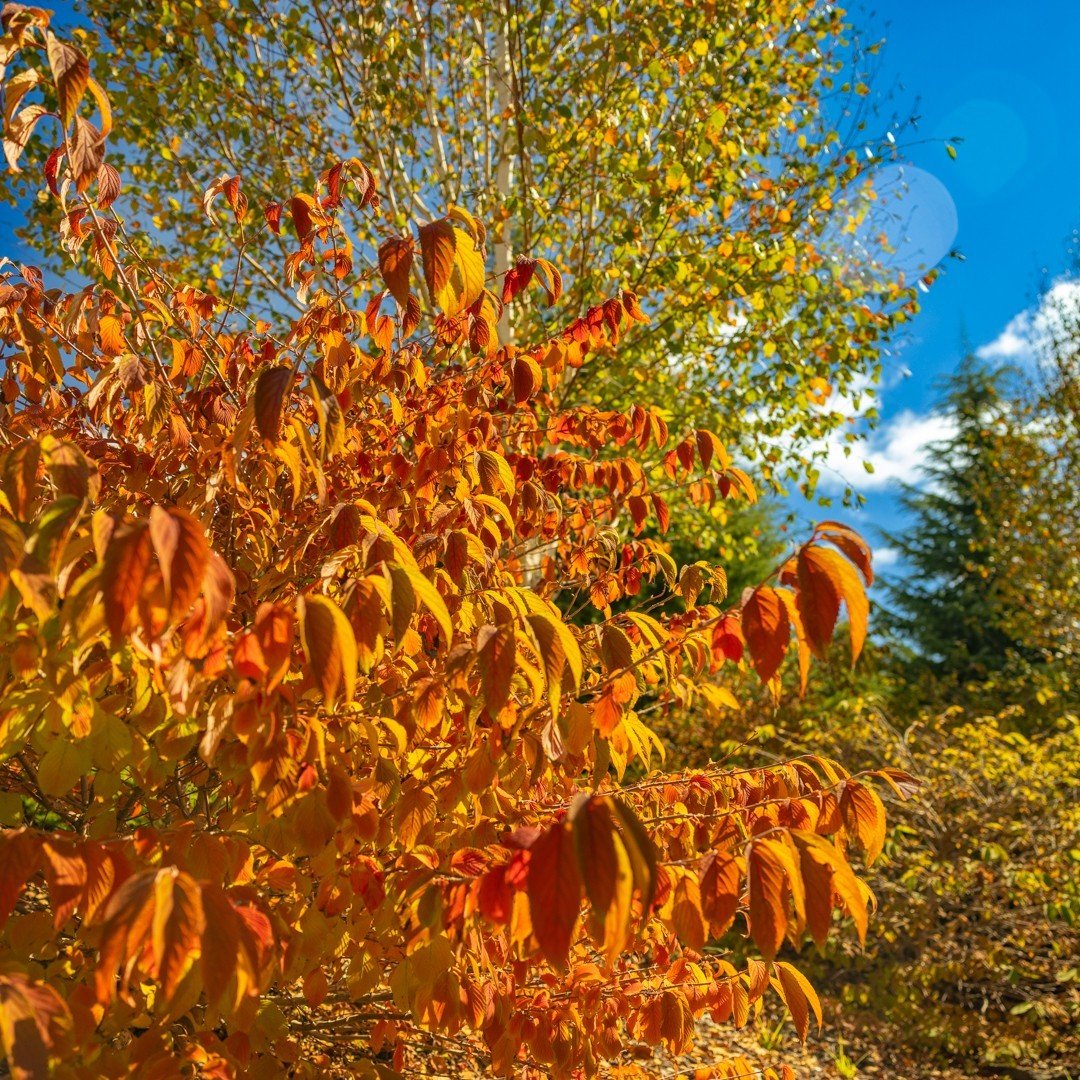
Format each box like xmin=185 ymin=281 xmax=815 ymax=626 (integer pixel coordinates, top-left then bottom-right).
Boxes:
xmin=264 ymin=202 xmax=282 ymax=233
xmin=290 ymin=195 xmax=314 ymax=240
xmin=502 ymin=259 xmax=535 ymax=304
xmin=44 ymin=147 xmax=65 ymax=196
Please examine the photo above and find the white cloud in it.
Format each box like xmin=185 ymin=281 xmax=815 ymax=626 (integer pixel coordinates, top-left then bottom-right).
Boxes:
xmin=817 ymin=409 xmax=957 ymax=491
xmin=977 ymin=277 xmax=1080 ymax=363
xmin=976 ymin=317 xmax=1030 ymax=360
xmin=805 ymin=275 xmax=1080 ymax=493
xmin=873 ymin=546 xmax=901 ymax=569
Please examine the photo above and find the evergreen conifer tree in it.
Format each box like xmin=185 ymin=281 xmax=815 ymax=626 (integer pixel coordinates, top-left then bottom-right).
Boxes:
xmin=884 ymin=357 xmax=1044 ymax=679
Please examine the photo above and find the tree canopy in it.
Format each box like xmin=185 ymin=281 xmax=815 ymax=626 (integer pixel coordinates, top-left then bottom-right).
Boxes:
xmin=884 ymin=354 xmax=1079 ymax=698
xmin=3 ymin=0 xmax=921 ymax=495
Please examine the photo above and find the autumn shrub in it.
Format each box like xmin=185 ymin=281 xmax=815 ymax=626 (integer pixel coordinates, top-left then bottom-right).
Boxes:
xmin=0 ymin=11 xmax=909 ymax=1079
xmin=813 ymin=704 xmax=1080 ymax=1073
xmin=664 ymin=662 xmax=1080 ymax=1075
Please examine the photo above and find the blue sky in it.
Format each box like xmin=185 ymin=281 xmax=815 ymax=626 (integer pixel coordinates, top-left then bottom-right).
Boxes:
xmin=804 ymin=0 xmax=1080 ymax=570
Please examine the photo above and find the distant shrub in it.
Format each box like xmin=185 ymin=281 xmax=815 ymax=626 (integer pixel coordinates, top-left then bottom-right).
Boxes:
xmin=808 ymin=706 xmax=1080 ymax=1072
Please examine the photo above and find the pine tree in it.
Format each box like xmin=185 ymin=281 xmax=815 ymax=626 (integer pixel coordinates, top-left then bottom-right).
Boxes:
xmin=884 ymin=357 xmax=1047 ymax=679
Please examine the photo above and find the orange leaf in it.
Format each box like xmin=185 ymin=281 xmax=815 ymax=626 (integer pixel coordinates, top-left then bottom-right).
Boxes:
xmin=840 ymin=781 xmax=886 ymax=865
xmin=741 ymin=586 xmax=790 ymax=684
xmin=290 ymin=194 xmax=315 ymax=240
xmin=418 ymin=218 xmax=457 ymax=301
xmin=796 ymin=543 xmax=868 ymax=663
xmin=149 ymin=506 xmax=210 ymax=620
xmin=815 ymin=521 xmax=873 ymax=585
xmin=378 ymin=236 xmax=414 ymax=307
xmin=297 ymin=594 xmax=357 ymax=709
xmin=773 ymin=961 xmax=821 ymax=1041
xmin=45 ymin=32 xmax=89 ymax=128
xmin=794 ymin=830 xmax=868 ymax=946
xmin=200 ymin=884 xmax=265 ymax=1007
xmin=477 ymin=623 xmax=515 ymax=714
xmin=776 ymin=590 xmax=811 ymax=695
xmin=748 ymin=837 xmax=800 ymax=960
xmin=793 ymin=545 xmax=839 ymax=656
xmin=0 ymin=970 xmax=72 ymax=1078
xmin=41 ymin=840 xmax=122 ymax=929
xmin=394 ymin=783 xmax=436 ymax=851
xmin=699 ymin=851 xmax=741 ymax=938
xmin=1 ymin=439 xmax=42 ymax=521
xmin=511 ymin=354 xmax=542 ymax=403
xmin=609 ymin=797 xmax=658 ymax=911
xmin=0 ymin=831 xmax=41 ymax=928
xmin=101 ymin=520 xmax=152 ymax=637
xmin=670 ymin=870 xmax=707 ymax=950
xmin=96 ymin=868 xmax=205 ymax=1006
xmin=253 ymin=601 xmax=295 ymax=690
xmin=152 ymin=867 xmax=205 ymax=1001
xmin=253 ymin=365 xmax=292 ymax=442
xmin=526 ymin=816 xmax=582 ymax=970
xmin=570 ymin=795 xmax=618 ymax=914
xmin=533 ymin=258 xmax=562 ymax=305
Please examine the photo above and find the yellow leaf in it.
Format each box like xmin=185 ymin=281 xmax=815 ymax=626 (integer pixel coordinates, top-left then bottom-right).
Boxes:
xmin=773 ymin=961 xmax=822 ymax=1041
xmin=401 ymin=564 xmax=453 ymax=646
xmin=36 ymin=739 xmax=91 ymax=798
xmin=526 ymin=611 xmax=581 ymax=718
xmin=297 ymin=594 xmax=357 ymax=709
xmin=394 ymin=784 xmax=436 ymax=851
xmin=476 ymin=449 xmax=516 ymax=497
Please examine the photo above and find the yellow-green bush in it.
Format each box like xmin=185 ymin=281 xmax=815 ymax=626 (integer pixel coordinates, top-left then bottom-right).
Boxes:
xmin=800 ymin=703 xmax=1079 ymax=1071
xmin=658 ymin=677 xmax=1079 ymax=1072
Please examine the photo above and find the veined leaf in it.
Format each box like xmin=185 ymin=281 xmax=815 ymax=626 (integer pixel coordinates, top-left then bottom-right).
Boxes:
xmin=795 ymin=543 xmax=869 ymax=663
xmin=297 ymin=594 xmax=357 ymax=709
xmin=149 ymin=505 xmax=209 ymax=620
xmin=378 ymin=236 xmax=414 ymax=307
xmin=773 ymin=961 xmax=821 ymax=1041
xmin=527 ymin=816 xmax=581 ymax=970
xmin=253 ymin=365 xmax=292 ymax=442
xmin=477 ymin=623 xmax=515 ymax=713
xmin=101 ymin=520 xmax=151 ymax=637
xmin=400 ymin=563 xmax=452 ymax=645
xmin=45 ymin=32 xmax=89 ymax=128
xmin=741 ymin=586 xmax=789 ymax=684
xmin=840 ymin=780 xmax=886 ymax=866
xmin=526 ymin=610 xmax=581 ymax=718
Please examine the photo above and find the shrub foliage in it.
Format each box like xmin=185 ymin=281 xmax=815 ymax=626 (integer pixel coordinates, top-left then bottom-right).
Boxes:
xmin=0 ymin=11 xmax=908 ymax=1078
